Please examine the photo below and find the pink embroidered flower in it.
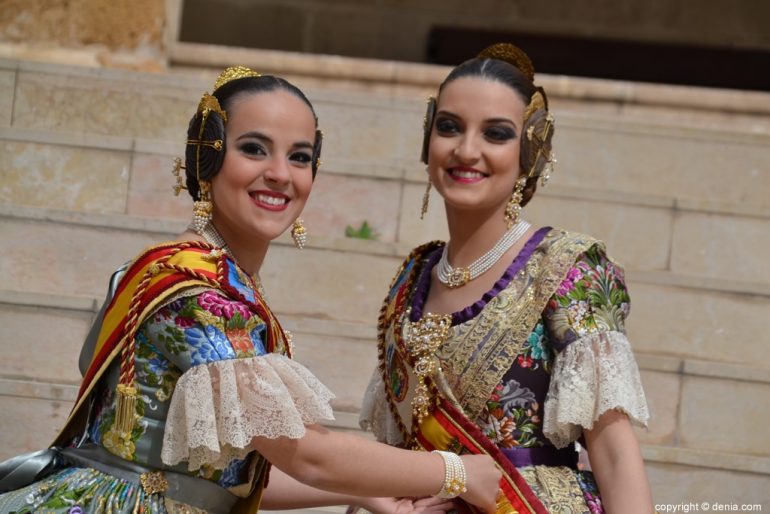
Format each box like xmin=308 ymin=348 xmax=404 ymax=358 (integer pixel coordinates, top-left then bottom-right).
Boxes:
xmin=566 ymin=267 xmax=583 ymax=282
xmin=556 ymin=279 xmax=574 ymax=297
xmin=198 ymin=291 xmax=251 ymax=320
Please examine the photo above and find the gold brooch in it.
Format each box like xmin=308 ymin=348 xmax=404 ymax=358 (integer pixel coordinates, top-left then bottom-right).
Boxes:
xmin=139 ymin=470 xmax=169 ymax=495
xmin=406 ymin=312 xmax=452 ymax=424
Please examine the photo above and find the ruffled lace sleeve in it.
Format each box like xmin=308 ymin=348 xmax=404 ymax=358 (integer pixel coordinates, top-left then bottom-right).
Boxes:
xmin=161 ymin=353 xmax=335 ymax=471
xmin=359 ymin=367 xmax=404 ymax=446
xmin=543 ymin=331 xmax=648 ymax=448
xmin=542 ymin=245 xmax=648 ymax=448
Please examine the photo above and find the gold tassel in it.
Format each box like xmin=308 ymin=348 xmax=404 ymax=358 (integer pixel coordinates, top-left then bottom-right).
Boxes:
xmin=114 ymin=383 xmax=138 ymax=435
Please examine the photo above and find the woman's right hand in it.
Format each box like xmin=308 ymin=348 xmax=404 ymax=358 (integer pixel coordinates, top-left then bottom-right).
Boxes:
xmin=458 ymin=454 xmax=502 ymax=513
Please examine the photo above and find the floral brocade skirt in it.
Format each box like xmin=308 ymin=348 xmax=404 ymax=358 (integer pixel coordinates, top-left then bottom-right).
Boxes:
xmin=519 ymin=466 xmax=603 ymax=514
xmin=0 ymin=466 xmax=206 ymax=514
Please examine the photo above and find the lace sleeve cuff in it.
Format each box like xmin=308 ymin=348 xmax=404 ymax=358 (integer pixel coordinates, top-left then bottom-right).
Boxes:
xmin=359 ymin=367 xmax=404 ymax=446
xmin=161 ymin=353 xmax=335 ymax=471
xmin=543 ymin=330 xmax=649 ymax=448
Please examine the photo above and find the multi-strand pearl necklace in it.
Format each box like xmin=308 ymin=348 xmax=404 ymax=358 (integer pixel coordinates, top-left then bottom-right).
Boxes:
xmin=437 ymin=220 xmax=531 ymax=288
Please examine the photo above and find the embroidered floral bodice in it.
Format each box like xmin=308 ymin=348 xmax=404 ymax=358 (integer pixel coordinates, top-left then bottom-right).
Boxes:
xmin=86 ymin=264 xmax=334 ymax=492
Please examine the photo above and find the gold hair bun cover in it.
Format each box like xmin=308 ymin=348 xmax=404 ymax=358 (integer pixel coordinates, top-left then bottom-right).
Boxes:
xmin=213 ymin=65 xmax=261 ymax=92
xmin=477 ymin=43 xmax=535 ymax=83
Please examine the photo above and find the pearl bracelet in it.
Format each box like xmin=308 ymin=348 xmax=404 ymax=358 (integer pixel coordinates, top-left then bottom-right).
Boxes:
xmin=432 ymin=450 xmax=467 ymax=499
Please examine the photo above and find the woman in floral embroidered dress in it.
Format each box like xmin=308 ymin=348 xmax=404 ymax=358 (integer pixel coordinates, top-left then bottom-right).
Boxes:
xmin=0 ymin=67 xmax=502 ymax=514
xmin=360 ymin=44 xmax=655 ymax=514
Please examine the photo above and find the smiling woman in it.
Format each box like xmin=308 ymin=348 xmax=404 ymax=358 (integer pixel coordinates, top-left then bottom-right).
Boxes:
xmin=0 ymin=67 xmax=503 ymax=514
xmin=361 ymin=44 xmax=656 ymax=514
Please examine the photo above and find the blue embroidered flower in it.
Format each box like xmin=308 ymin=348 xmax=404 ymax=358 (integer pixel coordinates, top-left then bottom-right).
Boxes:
xmin=185 ymin=325 xmax=235 ymax=365
xmin=146 ymin=356 xmax=169 ymax=376
xmin=249 ymin=324 xmax=267 ymax=355
xmin=527 ymin=323 xmax=547 ymax=360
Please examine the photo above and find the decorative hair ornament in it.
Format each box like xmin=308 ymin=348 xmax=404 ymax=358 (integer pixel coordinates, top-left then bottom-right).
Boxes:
xmin=197 ymin=92 xmax=227 ymax=122
xmin=523 ymin=90 xmax=546 ymax=124
xmin=171 ymin=157 xmax=186 ymax=195
xmin=477 ymin=42 xmax=535 ymax=83
xmin=213 ymin=65 xmax=261 ymax=92
xmin=421 ymin=96 xmax=437 ymax=164
xmin=525 ymin=112 xmax=556 ymax=184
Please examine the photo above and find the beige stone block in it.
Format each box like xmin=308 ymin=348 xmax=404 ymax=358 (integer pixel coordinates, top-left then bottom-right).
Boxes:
xmin=0 ymin=394 xmax=72 ymax=460
xmin=304 ymin=173 xmax=401 ymax=243
xmin=0 ymin=303 xmax=91 ymax=384
xmin=646 ymin=461 xmax=769 ymax=506
xmin=527 ymin=195 xmax=674 ymax=271
xmin=554 ymin=121 xmax=770 ymax=208
xmin=629 ymin=283 xmax=770 ymax=368
xmin=13 ymin=74 xmax=87 ymax=133
xmin=0 ymin=69 xmax=13 ymax=127
xmin=127 ymin=153 xmax=190 ymax=219
xmin=398 ymin=183 xmax=674 ymax=270
xmin=397 ymin=181 xmax=449 ymax=247
xmin=0 ymin=217 xmax=171 ymax=298
xmin=0 ymin=141 xmax=130 ymax=213
xmin=636 ymin=370 xmax=679 ymax=445
xmin=126 ymin=93 xmax=192 ymax=141
xmin=671 ymin=211 xmax=770 ymax=285
xmin=313 ymin=100 xmax=416 ymax=178
xmin=261 ymin=245 xmax=402 ymax=324
xmin=13 ymin=70 xmax=197 ymax=139
xmin=291 ymin=333 xmax=377 ymax=412
xmin=680 ymin=376 xmax=770 ymax=456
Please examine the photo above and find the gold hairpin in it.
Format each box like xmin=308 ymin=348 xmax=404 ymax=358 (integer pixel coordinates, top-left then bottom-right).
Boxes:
xmin=171 ymin=157 xmax=187 ymax=196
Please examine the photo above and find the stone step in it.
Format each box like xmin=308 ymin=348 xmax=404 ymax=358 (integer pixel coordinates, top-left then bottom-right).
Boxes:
xmin=3 ymin=286 xmax=770 ymax=458
xmin=2 ymin=59 xmax=769 ymax=211
xmin=2 ymin=204 xmax=769 ymax=368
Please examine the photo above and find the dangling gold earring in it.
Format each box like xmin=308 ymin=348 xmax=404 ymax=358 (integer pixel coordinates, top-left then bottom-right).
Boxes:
xmin=291 ymin=218 xmax=308 ymax=249
xmin=192 ymin=181 xmax=213 ymax=235
xmin=420 ymin=181 xmax=432 ymax=220
xmin=504 ymin=177 xmax=527 ymax=229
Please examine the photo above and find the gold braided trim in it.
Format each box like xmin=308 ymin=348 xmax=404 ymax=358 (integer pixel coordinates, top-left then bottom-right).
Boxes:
xmin=442 ymin=230 xmax=601 ymax=421
xmin=376 ymin=241 xmax=444 ymax=445
xmin=477 ymin=43 xmax=535 ymax=82
xmin=213 ymin=65 xmax=261 ymax=92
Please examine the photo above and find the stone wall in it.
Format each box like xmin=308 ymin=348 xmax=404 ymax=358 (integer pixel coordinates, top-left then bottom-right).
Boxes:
xmin=0 ymin=0 xmax=168 ymax=70
xmin=1 ymin=51 xmax=769 ymax=508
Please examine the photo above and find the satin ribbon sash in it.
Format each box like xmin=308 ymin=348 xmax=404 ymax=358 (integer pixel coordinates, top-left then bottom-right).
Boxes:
xmin=416 ymin=398 xmax=548 ymax=514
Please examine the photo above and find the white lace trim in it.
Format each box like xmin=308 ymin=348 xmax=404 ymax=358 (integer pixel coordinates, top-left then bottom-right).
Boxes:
xmin=359 ymin=367 xmax=405 ymax=446
xmin=161 ymin=353 xmax=335 ymax=471
xmin=543 ymin=330 xmax=649 ymax=449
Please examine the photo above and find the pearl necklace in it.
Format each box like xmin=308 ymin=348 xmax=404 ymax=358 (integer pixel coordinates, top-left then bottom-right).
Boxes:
xmin=437 ymin=220 xmax=531 ymax=289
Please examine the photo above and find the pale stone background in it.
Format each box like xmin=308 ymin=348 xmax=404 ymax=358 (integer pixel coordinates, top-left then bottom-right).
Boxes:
xmin=1 ymin=0 xmax=769 ymax=511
